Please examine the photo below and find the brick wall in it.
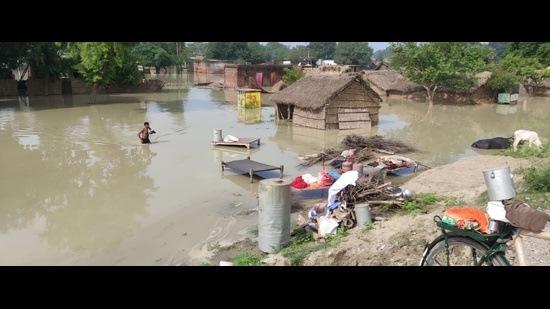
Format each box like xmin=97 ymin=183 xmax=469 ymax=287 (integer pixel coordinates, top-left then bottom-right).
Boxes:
xmin=224 ymin=67 xmax=239 ymax=87
xmin=0 ymin=79 xmax=18 ymax=96
xmin=69 ymin=78 xmax=102 ymax=94
xmin=26 ymin=78 xmax=62 ymax=96
xmin=193 ymin=60 xmax=225 ymax=74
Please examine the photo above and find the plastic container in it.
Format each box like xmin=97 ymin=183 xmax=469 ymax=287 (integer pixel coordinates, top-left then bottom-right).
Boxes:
xmin=354 ymin=203 xmax=372 ymax=226
xmin=213 ymin=129 xmax=222 ymax=142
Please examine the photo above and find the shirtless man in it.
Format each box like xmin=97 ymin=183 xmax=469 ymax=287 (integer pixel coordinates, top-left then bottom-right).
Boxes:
xmin=138 ymin=122 xmax=155 ymax=144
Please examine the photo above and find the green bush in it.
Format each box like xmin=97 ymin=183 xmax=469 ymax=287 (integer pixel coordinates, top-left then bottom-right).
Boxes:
xmin=416 ymin=193 xmax=438 ymax=206
xmin=497 ymin=139 xmax=549 ymax=158
xmin=283 ymin=67 xmax=305 ymax=85
xmin=521 ymin=165 xmax=550 ymax=192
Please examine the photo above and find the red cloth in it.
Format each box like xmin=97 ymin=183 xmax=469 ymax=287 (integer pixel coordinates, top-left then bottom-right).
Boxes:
xmin=291 ymin=176 xmax=308 ymax=189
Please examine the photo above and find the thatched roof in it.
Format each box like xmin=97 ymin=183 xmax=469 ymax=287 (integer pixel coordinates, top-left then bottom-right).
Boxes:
xmin=268 ymin=73 xmax=382 ymax=110
xmin=362 ymin=69 xmax=424 ymax=93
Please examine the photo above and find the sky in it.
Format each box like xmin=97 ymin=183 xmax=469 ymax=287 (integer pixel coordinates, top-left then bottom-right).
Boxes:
xmin=277 ymin=42 xmax=390 ymax=52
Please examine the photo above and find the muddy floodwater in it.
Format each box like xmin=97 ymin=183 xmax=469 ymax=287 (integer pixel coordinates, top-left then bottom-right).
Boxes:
xmin=1 ymin=74 xmax=549 ymax=265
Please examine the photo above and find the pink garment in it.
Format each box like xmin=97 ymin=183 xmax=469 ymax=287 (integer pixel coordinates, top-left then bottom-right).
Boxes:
xmin=256 ymin=72 xmax=263 ymax=87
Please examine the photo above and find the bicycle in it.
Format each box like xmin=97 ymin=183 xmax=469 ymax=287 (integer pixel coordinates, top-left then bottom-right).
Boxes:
xmin=419 ymin=215 xmax=550 ymax=266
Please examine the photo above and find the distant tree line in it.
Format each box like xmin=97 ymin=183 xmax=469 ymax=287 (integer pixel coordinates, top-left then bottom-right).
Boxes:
xmin=2 ymin=42 xmax=550 ymax=103
xmin=389 ymin=42 xmax=550 ymax=104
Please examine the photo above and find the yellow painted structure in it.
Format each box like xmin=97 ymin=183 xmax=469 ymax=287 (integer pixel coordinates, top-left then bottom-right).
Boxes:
xmin=237 ymin=88 xmax=262 ymax=109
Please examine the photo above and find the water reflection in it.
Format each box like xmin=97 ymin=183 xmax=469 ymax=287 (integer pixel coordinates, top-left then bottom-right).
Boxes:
xmin=379 ymin=97 xmax=550 ymax=168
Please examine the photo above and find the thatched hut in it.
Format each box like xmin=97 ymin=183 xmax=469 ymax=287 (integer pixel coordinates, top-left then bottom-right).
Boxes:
xmin=268 ymin=73 xmax=382 ymax=130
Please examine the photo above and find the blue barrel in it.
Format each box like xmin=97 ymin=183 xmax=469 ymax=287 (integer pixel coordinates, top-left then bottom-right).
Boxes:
xmin=258 ymin=178 xmax=291 ymax=253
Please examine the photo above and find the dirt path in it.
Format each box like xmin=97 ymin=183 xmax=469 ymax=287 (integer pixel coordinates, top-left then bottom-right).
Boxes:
xmin=209 ymin=155 xmax=550 ymax=266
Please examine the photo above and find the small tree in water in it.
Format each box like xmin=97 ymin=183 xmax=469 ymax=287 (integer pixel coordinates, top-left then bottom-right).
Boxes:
xmin=389 ymin=42 xmax=494 ymax=107
xmin=67 ymin=42 xmax=140 ymax=103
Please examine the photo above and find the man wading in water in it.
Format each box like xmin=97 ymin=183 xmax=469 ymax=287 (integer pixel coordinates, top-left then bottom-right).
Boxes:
xmin=138 ymin=121 xmax=156 ymax=144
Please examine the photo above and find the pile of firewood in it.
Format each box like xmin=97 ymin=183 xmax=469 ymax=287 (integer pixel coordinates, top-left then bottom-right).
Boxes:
xmin=298 ymin=134 xmax=416 ymax=168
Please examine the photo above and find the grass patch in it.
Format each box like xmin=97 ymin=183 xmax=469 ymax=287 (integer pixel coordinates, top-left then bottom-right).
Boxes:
xmin=443 ymin=196 xmax=464 ymax=207
xmin=518 ymin=164 xmax=550 ymax=192
xmin=401 ymin=192 xmax=439 ymax=214
xmin=231 ymin=252 xmax=269 ymax=266
xmin=496 ymin=139 xmax=550 ymax=159
xmin=278 ymin=227 xmax=348 ymax=266
xmin=362 ymin=222 xmax=375 ymax=231
xmin=515 ymin=191 xmax=550 ymax=211
xmin=486 ymin=140 xmax=550 ymax=210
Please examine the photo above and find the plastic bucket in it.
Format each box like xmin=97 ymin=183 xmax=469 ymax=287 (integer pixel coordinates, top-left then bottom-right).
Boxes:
xmin=213 ymin=129 xmax=222 ymax=142
xmin=354 ymin=203 xmax=372 ymax=227
xmin=483 ymin=166 xmax=516 ymax=201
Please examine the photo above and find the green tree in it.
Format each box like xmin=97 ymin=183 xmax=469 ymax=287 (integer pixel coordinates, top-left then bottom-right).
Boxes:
xmin=288 ymin=45 xmax=308 ymax=63
xmin=283 ymin=67 xmax=305 ymax=85
xmin=372 ymin=47 xmax=394 ymax=62
xmin=205 ymin=42 xmax=248 ymax=61
xmin=308 ymin=42 xmax=337 ymax=59
xmin=333 ymin=42 xmax=373 ymax=66
xmin=264 ymin=42 xmax=290 ymax=61
xmin=0 ymin=42 xmax=28 ymax=69
xmin=186 ymin=42 xmax=208 ymax=56
xmin=133 ymin=42 xmax=190 ymax=74
xmin=173 ymin=42 xmax=189 ymax=73
xmin=0 ymin=42 xmax=73 ymax=80
xmin=67 ymin=42 xmax=140 ymax=103
xmin=25 ymin=42 xmax=74 ymax=79
xmin=133 ymin=42 xmax=173 ymax=74
xmin=245 ymin=42 xmax=266 ymax=64
xmin=486 ymin=63 xmax=519 ymax=97
xmin=507 ymin=42 xmax=550 ymax=66
xmin=389 ymin=42 xmax=494 ymax=106
xmin=486 ymin=42 xmax=509 ymax=63
xmin=500 ymin=54 xmax=550 ymax=96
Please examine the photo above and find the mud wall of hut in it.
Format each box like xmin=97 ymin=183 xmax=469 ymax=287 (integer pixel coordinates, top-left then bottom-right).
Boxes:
xmin=325 ymin=82 xmax=380 ymax=130
xmin=293 ymin=108 xmax=327 ymax=130
xmin=0 ymin=79 xmax=18 ymax=96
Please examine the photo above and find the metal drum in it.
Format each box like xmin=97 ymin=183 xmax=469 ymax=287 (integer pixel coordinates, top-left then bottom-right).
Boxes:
xmin=258 ymin=178 xmax=291 ymax=253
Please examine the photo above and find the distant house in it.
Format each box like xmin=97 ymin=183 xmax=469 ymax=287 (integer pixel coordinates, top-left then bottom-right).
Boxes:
xmin=366 ymin=58 xmax=390 ymax=71
xmin=268 ymin=73 xmax=382 ymax=130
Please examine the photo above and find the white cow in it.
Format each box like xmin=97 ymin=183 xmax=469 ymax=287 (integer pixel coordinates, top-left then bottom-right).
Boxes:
xmin=513 ymin=130 xmax=543 ymax=151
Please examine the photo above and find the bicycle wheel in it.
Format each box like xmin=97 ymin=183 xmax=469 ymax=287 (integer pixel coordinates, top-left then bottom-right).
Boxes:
xmin=421 ymin=235 xmax=509 ymax=266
